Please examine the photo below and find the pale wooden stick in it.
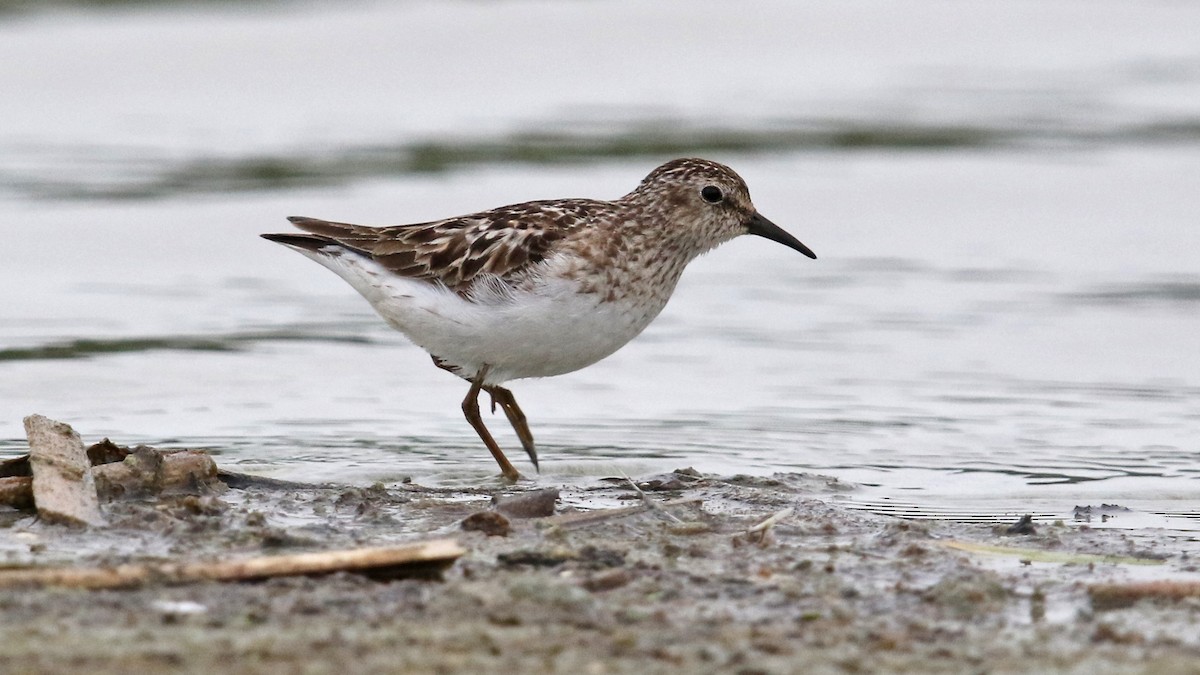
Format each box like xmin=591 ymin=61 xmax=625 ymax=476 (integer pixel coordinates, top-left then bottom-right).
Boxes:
xmin=0 ymin=539 xmax=466 ymax=589
xmin=1089 ymin=581 xmax=1200 ymax=610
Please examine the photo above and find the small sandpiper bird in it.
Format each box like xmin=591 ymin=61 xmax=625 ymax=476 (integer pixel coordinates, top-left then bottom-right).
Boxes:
xmin=262 ymin=158 xmax=815 ymax=480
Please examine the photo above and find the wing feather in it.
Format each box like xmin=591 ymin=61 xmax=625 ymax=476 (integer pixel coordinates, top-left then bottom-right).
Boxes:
xmin=285 ymin=200 xmax=600 ymax=293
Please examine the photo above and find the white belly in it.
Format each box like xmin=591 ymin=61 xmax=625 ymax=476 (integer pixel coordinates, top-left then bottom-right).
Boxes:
xmin=300 ymin=247 xmax=664 ymax=384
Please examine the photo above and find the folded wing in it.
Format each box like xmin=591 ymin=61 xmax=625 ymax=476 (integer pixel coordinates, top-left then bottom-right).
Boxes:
xmin=280 ymin=200 xmax=598 ymax=292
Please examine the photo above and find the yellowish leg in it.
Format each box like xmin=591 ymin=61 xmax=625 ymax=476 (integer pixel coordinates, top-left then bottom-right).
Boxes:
xmin=485 ymin=385 xmax=538 ymax=472
xmin=461 ymin=366 xmax=521 ymax=482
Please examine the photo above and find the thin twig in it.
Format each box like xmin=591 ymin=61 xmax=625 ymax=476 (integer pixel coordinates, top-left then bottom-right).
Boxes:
xmin=747 ymin=507 xmax=793 ymax=534
xmin=622 ymin=471 xmax=684 ymax=524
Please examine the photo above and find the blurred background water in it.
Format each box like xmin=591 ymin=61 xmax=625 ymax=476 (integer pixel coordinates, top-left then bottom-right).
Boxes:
xmin=1 ymin=0 xmax=1197 ymax=531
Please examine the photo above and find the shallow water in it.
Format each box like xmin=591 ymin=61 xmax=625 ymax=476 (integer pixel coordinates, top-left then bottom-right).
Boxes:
xmin=1 ymin=1 xmax=1198 ymax=532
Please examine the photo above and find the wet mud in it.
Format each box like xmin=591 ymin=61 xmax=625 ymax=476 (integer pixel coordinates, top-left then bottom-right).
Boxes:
xmin=1 ymin=468 xmax=1199 ymax=673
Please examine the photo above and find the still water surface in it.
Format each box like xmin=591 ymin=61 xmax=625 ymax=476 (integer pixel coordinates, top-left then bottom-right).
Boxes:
xmin=1 ymin=1 xmax=1197 ymax=532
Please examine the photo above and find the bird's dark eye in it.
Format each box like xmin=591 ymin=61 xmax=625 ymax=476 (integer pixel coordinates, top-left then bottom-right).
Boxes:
xmin=700 ymin=185 xmax=723 ymax=203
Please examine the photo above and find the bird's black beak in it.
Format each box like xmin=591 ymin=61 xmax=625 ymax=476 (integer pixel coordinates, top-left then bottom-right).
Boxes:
xmin=747 ymin=212 xmax=816 ymax=259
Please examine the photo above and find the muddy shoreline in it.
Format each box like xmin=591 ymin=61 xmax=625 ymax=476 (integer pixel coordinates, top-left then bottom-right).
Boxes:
xmin=1 ymin=466 xmax=1198 ymax=674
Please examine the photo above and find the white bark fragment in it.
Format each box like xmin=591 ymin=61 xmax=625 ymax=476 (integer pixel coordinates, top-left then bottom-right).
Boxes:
xmin=23 ymin=414 xmax=105 ymax=527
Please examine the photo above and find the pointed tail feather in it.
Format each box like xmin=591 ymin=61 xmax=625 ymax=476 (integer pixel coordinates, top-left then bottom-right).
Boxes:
xmin=260 ymin=232 xmax=336 ymax=251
